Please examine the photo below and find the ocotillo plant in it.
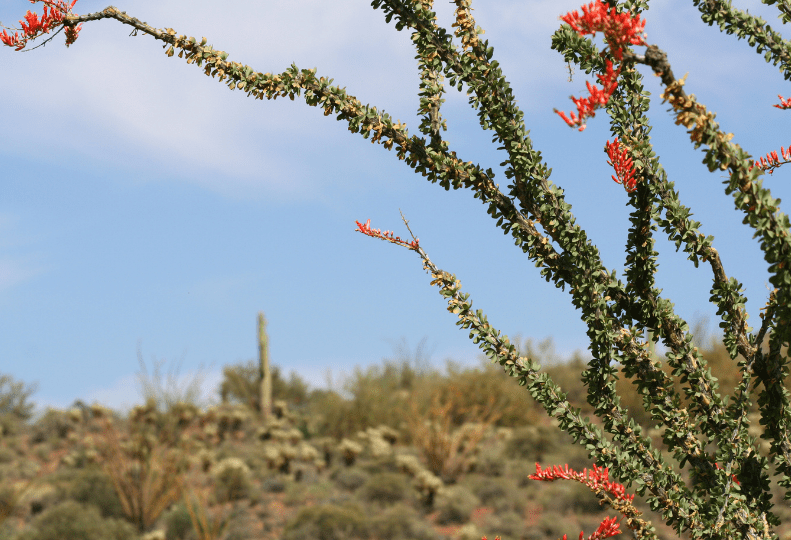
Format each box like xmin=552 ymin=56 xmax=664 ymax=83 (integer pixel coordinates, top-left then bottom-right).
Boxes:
xmin=2 ymin=1 xmax=790 ymax=539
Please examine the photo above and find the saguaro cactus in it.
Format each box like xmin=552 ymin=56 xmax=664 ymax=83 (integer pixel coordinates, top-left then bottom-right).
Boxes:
xmin=258 ymin=312 xmax=272 ymax=421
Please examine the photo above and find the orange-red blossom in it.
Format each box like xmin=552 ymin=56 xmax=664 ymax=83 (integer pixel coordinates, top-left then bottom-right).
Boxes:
xmin=355 ymin=219 xmax=420 ymax=250
xmin=555 ymin=1 xmax=647 ymax=131
xmin=605 ymin=138 xmax=638 ymax=192
xmin=0 ymin=0 xmax=82 ymax=50
xmin=523 ymin=463 xmax=630 ymax=540
xmin=749 ymin=145 xmax=791 ymax=175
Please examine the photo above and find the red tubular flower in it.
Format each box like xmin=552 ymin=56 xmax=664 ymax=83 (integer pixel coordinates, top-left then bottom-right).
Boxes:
xmin=529 ymin=462 xmax=635 ymax=502
xmin=561 ymin=0 xmax=646 ymax=60
xmin=587 ymin=516 xmax=623 ymax=540
xmin=529 ymin=463 xmax=628 ymax=540
xmin=355 ymin=219 xmax=420 ymax=250
xmin=0 ymin=0 xmax=80 ymax=50
xmin=748 ymin=145 xmax=791 ymax=174
xmin=774 ymin=95 xmax=791 ymax=109
xmin=605 ymin=138 xmax=638 ymax=191
xmin=555 ymin=1 xmax=646 ymax=130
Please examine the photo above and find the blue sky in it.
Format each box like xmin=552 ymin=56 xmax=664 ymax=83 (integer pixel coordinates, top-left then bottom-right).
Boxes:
xmin=1 ymin=0 xmax=789 ymax=421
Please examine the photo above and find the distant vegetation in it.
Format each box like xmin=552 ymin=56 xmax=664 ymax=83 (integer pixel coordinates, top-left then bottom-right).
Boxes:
xmin=0 ymin=327 xmax=787 ymax=540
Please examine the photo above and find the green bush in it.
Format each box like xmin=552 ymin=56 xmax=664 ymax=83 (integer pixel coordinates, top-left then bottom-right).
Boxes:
xmin=536 ymin=481 xmax=603 ymax=516
xmin=469 ymin=443 xmax=506 ymax=477
xmin=504 ymin=425 xmax=560 ymax=461
xmin=0 ymin=447 xmax=16 ymax=465
xmin=11 ymin=500 xmax=137 ymax=540
xmin=480 ymin=510 xmax=525 ymax=540
xmin=261 ymin=474 xmax=287 ymax=493
xmin=330 ymin=467 xmax=369 ymax=492
xmin=434 ymin=485 xmax=479 ymax=525
xmin=469 ymin=476 xmax=507 ymax=505
xmin=282 ymin=503 xmax=369 ymax=540
xmin=219 ymin=360 xmax=309 ymax=413
xmin=357 ymin=472 xmax=411 ymax=506
xmin=0 ymin=374 xmax=38 ymax=426
xmin=368 ymin=504 xmax=437 ymax=540
xmin=28 ymin=410 xmax=74 ymax=444
xmin=527 ymin=510 xmax=581 ymax=540
xmin=55 ymin=467 xmax=126 ymax=520
xmin=162 ymin=502 xmax=194 ymax=540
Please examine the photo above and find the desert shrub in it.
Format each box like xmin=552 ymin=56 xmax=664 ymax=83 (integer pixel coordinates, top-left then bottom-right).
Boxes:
xmin=162 ymin=502 xmax=194 ymax=540
xmin=525 ymin=510 xmax=580 ymax=540
xmin=536 ymin=481 xmax=603 ymax=515
xmin=122 ymin=398 xmax=200 ymax=449
xmin=368 ymin=503 xmax=437 ymax=540
xmin=468 ymin=476 xmax=508 ymax=506
xmin=434 ymin=485 xmax=479 ymax=525
xmin=219 ymin=360 xmax=310 ymax=413
xmin=284 ymin=481 xmax=308 ymax=506
xmin=504 ymin=424 xmax=560 ymax=462
xmin=330 ymin=467 xmax=369 ymax=492
xmin=212 ymin=504 xmax=254 ymax=540
xmin=0 ymin=374 xmax=37 ymax=425
xmin=306 ymin=350 xmax=438 ymax=441
xmin=506 ymin=460 xmax=538 ymax=488
xmin=0 ymin=447 xmax=15 ymax=465
xmin=304 ymin=480 xmax=334 ymax=501
xmin=54 ymin=466 xmax=126 ymax=520
xmin=456 ymin=523 xmax=485 ymax=540
xmin=468 ymin=442 xmax=506 ymax=477
xmin=481 ymin=510 xmax=527 ymax=540
xmin=357 ymin=472 xmax=411 ymax=506
xmin=0 ymin=414 xmax=23 ymax=438
xmin=261 ymin=474 xmax=287 ymax=493
xmin=281 ymin=503 xmax=369 ymax=540
xmin=18 ymin=483 xmax=57 ymax=518
xmin=11 ymin=499 xmax=137 ymax=540
xmin=28 ymin=409 xmax=75 ymax=443
xmin=431 ymin=359 xmax=541 ymax=429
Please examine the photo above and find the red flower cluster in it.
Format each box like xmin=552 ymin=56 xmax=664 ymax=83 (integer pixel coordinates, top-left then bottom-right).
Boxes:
xmin=0 ymin=0 xmax=81 ymax=51
xmin=561 ymin=0 xmax=647 ymax=61
xmin=529 ymin=462 xmax=635 ymax=502
xmin=527 ymin=463 xmax=629 ymax=540
xmin=605 ymin=138 xmax=638 ymax=191
xmin=556 ymin=60 xmax=620 ymax=131
xmin=355 ymin=219 xmax=420 ymax=250
xmin=773 ymin=95 xmax=791 ymax=110
xmin=748 ymin=145 xmax=791 ymax=175
xmin=555 ymin=1 xmax=647 ymax=131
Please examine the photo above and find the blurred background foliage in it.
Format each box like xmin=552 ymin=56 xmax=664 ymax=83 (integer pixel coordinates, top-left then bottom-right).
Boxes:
xmin=1 ymin=319 xmax=788 ymax=540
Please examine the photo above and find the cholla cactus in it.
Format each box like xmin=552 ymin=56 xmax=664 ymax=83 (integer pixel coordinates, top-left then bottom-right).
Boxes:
xmin=413 ymin=468 xmax=444 ymax=508
xmin=337 ymin=438 xmax=364 ymax=466
xmin=376 ymin=425 xmax=399 ymax=445
xmin=193 ymin=448 xmax=215 ymax=473
xmin=297 ymin=442 xmax=320 ymax=462
xmin=356 ymin=427 xmax=395 ymax=458
xmin=212 ymin=457 xmax=252 ymax=502
xmin=395 ymin=453 xmax=424 ymax=476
